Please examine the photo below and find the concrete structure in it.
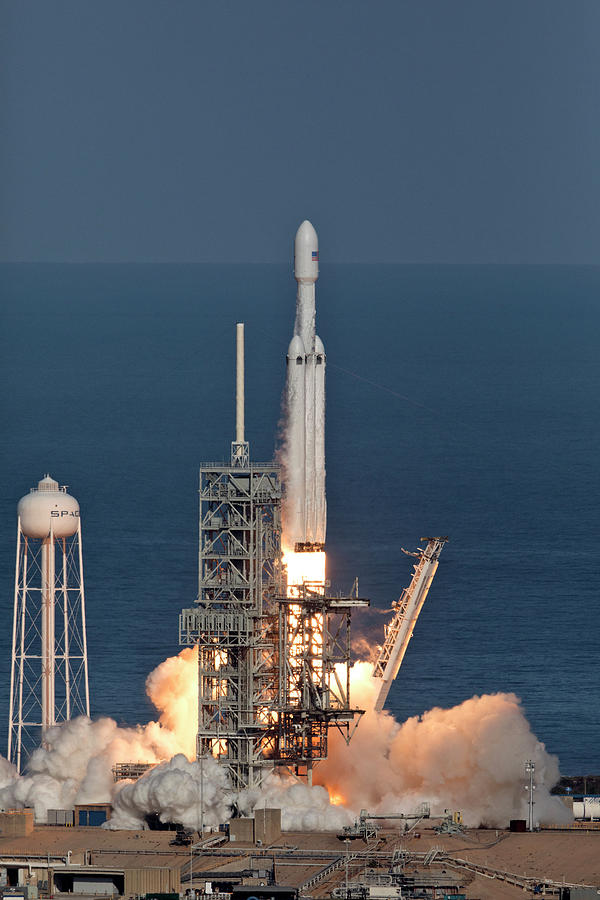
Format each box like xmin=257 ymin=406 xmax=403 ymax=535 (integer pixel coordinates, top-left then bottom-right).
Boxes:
xmin=255 ymin=807 xmax=281 ymax=844
xmin=229 ymin=819 xmax=256 ymax=844
xmin=0 ymin=810 xmax=34 ymax=838
xmin=228 ymin=809 xmax=282 ymax=845
xmin=8 ymin=475 xmax=90 ymax=772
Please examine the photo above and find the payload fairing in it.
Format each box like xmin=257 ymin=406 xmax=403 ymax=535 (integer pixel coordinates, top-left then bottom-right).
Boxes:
xmin=285 ymin=220 xmax=326 ymax=549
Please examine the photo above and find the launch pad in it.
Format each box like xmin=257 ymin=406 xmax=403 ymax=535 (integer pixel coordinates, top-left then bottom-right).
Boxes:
xmin=179 ymin=221 xmax=445 ymax=795
xmin=179 ymin=377 xmax=369 ymax=790
xmin=179 ymin=224 xmax=376 ymax=792
xmin=276 ymin=582 xmax=368 ymax=774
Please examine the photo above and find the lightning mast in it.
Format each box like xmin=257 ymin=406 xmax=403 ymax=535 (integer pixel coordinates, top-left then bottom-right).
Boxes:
xmin=180 ymin=324 xmax=283 ymax=790
xmin=372 ymin=537 xmax=447 ymax=713
xmin=8 ymin=476 xmax=90 ymax=772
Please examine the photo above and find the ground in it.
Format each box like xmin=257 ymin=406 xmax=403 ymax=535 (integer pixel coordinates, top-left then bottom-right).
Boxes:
xmin=0 ymin=825 xmax=598 ymax=898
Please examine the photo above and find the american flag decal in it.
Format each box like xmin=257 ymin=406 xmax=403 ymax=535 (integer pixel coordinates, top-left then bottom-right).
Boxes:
xmin=312 ymin=250 xmax=319 ymax=261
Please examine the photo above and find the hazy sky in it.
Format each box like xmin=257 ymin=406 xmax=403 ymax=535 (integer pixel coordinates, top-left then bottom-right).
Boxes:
xmin=2 ymin=1 xmax=599 ymax=263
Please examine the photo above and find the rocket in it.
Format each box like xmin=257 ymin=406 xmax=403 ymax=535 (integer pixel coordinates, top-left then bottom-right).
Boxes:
xmin=285 ymin=220 xmax=326 ymax=549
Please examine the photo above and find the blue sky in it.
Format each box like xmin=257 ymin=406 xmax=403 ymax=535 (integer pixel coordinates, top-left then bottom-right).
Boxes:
xmin=2 ymin=1 xmax=599 ymax=263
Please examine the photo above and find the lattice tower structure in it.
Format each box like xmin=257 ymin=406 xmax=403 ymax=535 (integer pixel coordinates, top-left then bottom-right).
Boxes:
xmin=180 ymin=460 xmax=283 ymax=791
xmin=180 ymin=322 xmax=369 ymax=787
xmin=276 ymin=579 xmax=368 ymax=775
xmin=8 ymin=475 xmax=90 ymax=772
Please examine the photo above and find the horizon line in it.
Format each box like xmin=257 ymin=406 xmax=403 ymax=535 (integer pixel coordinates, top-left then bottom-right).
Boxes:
xmin=2 ymin=260 xmax=600 ymax=268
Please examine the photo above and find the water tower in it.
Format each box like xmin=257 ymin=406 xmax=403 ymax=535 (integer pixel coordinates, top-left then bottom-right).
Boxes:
xmin=8 ymin=475 xmax=90 ymax=772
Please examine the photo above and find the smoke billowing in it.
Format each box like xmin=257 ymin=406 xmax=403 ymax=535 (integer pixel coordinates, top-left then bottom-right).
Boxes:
xmin=0 ymin=647 xmax=570 ymax=830
xmin=0 ymin=648 xmax=199 ymax=823
xmin=316 ymin=662 xmax=571 ymax=827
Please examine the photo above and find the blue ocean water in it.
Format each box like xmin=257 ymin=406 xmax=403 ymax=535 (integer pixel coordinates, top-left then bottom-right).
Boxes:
xmin=0 ymin=263 xmax=598 ymax=774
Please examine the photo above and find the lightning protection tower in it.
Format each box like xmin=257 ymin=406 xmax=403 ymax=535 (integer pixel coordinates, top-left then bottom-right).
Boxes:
xmin=8 ymin=475 xmax=90 ymax=772
xmin=180 ymin=324 xmax=283 ymax=791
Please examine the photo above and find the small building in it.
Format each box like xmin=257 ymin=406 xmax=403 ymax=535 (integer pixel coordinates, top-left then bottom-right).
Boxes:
xmin=255 ymin=808 xmax=281 ymax=844
xmin=53 ymin=864 xmax=180 ymax=895
xmin=74 ymin=804 xmax=112 ymax=827
xmin=228 ymin=809 xmax=281 ymax=845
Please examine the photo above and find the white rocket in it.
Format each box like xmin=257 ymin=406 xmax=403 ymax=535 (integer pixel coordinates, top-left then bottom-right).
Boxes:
xmin=285 ymin=220 xmax=326 ymax=548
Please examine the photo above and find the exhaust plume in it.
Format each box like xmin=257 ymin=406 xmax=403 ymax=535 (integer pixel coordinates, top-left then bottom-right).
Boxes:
xmin=315 ymin=662 xmax=571 ymax=827
xmin=0 ymin=649 xmax=571 ymax=829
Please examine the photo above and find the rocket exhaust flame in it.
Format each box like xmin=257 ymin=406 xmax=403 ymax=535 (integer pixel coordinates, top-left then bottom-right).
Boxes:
xmin=282 ymin=548 xmax=326 ymax=593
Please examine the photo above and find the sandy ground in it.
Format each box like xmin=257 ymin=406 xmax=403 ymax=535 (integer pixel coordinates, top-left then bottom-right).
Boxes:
xmin=464 ymin=873 xmax=525 ymax=900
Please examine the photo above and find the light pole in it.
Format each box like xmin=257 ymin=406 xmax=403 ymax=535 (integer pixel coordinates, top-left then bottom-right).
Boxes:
xmin=200 ymin=752 xmax=204 ymax=839
xmin=191 ymin=754 xmax=205 ymax=898
xmin=344 ymin=838 xmax=350 ymax=898
xmin=525 ymin=760 xmax=536 ymax=831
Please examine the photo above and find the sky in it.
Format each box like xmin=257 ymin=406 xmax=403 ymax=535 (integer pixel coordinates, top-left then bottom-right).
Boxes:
xmin=2 ymin=0 xmax=600 ymax=264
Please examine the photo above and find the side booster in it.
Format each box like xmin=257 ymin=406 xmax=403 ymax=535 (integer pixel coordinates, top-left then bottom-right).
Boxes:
xmin=286 ymin=220 xmax=326 ymax=548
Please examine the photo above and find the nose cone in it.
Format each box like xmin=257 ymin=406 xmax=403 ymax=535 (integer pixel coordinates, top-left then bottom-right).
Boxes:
xmin=294 ymin=220 xmax=319 ymax=282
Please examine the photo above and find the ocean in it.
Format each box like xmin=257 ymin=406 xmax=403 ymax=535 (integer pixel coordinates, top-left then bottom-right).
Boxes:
xmin=0 ymin=262 xmax=598 ymax=774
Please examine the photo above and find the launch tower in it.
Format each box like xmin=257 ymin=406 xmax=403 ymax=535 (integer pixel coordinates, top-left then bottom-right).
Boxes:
xmin=181 ymin=322 xmax=367 ymax=790
xmin=8 ymin=476 xmax=90 ymax=772
xmin=180 ymin=325 xmax=284 ymax=790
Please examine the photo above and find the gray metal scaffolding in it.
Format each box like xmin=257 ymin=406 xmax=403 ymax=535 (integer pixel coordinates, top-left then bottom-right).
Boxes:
xmin=180 ymin=323 xmax=368 ymax=790
xmin=180 ymin=460 xmax=283 ymax=790
xmin=276 ymin=580 xmax=368 ymax=774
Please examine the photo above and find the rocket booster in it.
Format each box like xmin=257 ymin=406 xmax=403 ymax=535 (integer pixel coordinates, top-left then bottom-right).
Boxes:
xmin=286 ymin=221 xmax=326 ymax=547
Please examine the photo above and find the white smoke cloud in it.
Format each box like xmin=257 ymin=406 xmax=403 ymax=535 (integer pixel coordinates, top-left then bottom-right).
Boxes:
xmin=0 ymin=649 xmax=197 ymax=823
xmin=0 ymin=651 xmax=571 ymax=831
xmin=109 ymin=756 xmax=353 ymax=833
xmin=109 ymin=753 xmax=232 ymax=830
xmin=239 ymin=769 xmax=353 ymax=832
xmin=314 ymin=662 xmax=572 ymax=828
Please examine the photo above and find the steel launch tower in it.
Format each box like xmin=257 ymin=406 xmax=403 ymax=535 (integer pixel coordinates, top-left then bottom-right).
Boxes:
xmin=181 ymin=322 xmax=367 ymax=790
xmin=8 ymin=475 xmax=90 ymax=772
xmin=180 ymin=324 xmax=284 ymax=790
